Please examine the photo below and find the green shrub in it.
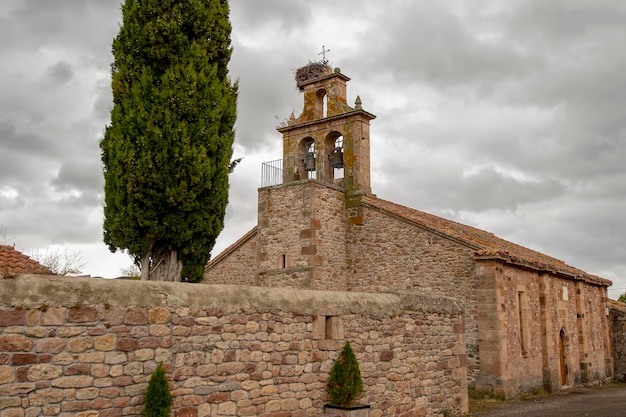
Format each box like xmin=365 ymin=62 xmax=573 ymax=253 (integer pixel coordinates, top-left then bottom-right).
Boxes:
xmin=144 ymin=363 xmax=172 ymax=417
xmin=328 ymin=341 xmax=364 ymax=407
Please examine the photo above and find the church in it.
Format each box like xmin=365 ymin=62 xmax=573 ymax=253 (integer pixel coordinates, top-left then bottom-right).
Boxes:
xmin=204 ymin=62 xmax=613 ymax=398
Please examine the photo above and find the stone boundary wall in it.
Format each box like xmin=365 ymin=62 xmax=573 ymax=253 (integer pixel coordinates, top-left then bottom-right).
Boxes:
xmin=0 ymin=275 xmax=468 ymax=417
xmin=609 ymin=301 xmax=626 ymax=381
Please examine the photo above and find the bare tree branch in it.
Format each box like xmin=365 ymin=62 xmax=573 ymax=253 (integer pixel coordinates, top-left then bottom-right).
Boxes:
xmin=30 ymin=248 xmax=86 ymax=276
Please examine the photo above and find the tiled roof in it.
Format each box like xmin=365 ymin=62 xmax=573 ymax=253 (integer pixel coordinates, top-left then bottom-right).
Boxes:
xmin=608 ymin=299 xmax=626 ymax=311
xmin=363 ymin=196 xmax=611 ymax=287
xmin=0 ymin=245 xmax=53 ymax=275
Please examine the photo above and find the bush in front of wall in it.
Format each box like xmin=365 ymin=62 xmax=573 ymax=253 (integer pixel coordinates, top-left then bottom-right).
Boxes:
xmin=328 ymin=341 xmax=364 ymax=407
xmin=144 ymin=363 xmax=172 ymax=417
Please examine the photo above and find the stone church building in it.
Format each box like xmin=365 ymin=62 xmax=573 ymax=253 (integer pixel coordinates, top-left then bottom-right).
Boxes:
xmin=204 ymin=63 xmax=613 ymax=398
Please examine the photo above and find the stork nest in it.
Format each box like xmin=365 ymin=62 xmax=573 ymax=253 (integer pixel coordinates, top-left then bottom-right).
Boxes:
xmin=295 ymin=61 xmax=331 ymax=91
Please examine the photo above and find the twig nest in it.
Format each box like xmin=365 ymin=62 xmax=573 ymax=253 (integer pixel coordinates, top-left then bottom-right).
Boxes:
xmin=295 ymin=61 xmax=332 ymax=91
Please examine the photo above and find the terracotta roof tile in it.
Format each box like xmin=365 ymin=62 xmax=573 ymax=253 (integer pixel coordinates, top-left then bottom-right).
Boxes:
xmin=363 ymin=196 xmax=611 ymax=287
xmin=0 ymin=245 xmax=53 ymax=275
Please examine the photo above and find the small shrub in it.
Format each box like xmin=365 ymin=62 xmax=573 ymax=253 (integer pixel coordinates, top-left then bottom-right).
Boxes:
xmin=328 ymin=341 xmax=364 ymax=407
xmin=144 ymin=363 xmax=172 ymax=417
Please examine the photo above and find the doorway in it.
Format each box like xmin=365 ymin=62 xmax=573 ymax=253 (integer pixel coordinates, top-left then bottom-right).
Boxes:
xmin=559 ymin=329 xmax=568 ymax=385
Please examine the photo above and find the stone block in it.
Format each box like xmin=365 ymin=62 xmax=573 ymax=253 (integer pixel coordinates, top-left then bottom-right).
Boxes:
xmin=0 ymin=309 xmax=25 ymax=326
xmin=51 ymin=376 xmax=94 ymax=388
xmin=40 ymin=308 xmax=65 ymax=326
xmin=11 ymin=354 xmax=37 ymax=366
xmin=94 ymin=334 xmax=117 ymax=351
xmin=0 ymin=396 xmax=21 ymax=409
xmin=67 ymin=307 xmax=97 ymax=323
xmin=68 ymin=337 xmax=93 ymax=353
xmin=0 ymin=335 xmax=32 ymax=352
xmin=26 ymin=364 xmax=62 ymax=381
xmin=124 ymin=308 xmax=147 ymax=325
xmin=176 ymin=407 xmax=198 ymax=417
xmin=148 ymin=307 xmax=170 ymax=324
xmin=0 ymin=367 xmax=15 ymax=384
xmin=36 ymin=338 xmax=66 ymax=354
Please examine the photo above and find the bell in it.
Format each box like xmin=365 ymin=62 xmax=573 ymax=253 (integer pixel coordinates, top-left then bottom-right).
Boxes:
xmin=303 ymin=152 xmax=316 ymax=171
xmin=329 ymin=147 xmax=344 ymax=169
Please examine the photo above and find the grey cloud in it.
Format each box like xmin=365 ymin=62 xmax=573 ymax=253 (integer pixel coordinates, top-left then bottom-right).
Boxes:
xmin=51 ymin=158 xmax=103 ymax=193
xmin=0 ymin=1 xmax=119 ymax=59
xmin=45 ymin=61 xmax=74 ymax=86
xmin=2 ymin=0 xmax=625 ymax=284
xmin=0 ymin=120 xmax=60 ymax=159
xmin=230 ymin=1 xmax=311 ymax=37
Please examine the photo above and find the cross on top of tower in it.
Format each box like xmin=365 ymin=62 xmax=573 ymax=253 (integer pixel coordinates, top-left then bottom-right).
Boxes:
xmin=318 ymin=45 xmax=330 ymax=64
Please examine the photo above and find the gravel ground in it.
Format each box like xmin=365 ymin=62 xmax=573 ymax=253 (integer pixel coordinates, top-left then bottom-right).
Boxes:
xmin=465 ymin=384 xmax=626 ymax=417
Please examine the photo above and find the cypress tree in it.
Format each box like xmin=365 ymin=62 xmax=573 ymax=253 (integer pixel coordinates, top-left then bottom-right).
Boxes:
xmin=328 ymin=341 xmax=364 ymax=407
xmin=144 ymin=363 xmax=172 ymax=417
xmin=101 ymin=0 xmax=238 ymax=282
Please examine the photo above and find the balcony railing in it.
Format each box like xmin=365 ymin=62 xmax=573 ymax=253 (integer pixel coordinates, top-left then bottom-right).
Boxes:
xmin=261 ymin=154 xmax=344 ymax=188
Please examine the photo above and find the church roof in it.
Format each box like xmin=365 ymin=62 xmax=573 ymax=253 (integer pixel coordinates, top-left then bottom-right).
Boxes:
xmin=363 ymin=196 xmax=611 ymax=287
xmin=0 ymin=244 xmax=53 ymax=276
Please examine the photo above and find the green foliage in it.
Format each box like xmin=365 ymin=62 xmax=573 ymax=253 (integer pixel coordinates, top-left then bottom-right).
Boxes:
xmin=144 ymin=363 xmax=172 ymax=417
xmin=101 ymin=0 xmax=238 ymax=282
xmin=328 ymin=341 xmax=364 ymax=407
xmin=618 ymin=292 xmax=626 ymax=303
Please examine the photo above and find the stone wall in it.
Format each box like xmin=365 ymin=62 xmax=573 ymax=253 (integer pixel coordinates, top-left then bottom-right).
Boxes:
xmin=0 ymin=275 xmax=468 ymax=417
xmin=346 ymin=203 xmax=481 ymax=382
xmin=476 ymin=259 xmax=612 ymax=397
xmin=255 ymin=182 xmax=348 ymax=291
xmin=204 ymin=228 xmax=257 ymax=286
xmin=609 ymin=301 xmax=626 ymax=381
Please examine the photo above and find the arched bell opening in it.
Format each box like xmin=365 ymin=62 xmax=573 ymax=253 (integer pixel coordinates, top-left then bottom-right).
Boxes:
xmin=299 ymin=137 xmax=317 ymax=179
xmin=323 ymin=131 xmax=344 ymax=182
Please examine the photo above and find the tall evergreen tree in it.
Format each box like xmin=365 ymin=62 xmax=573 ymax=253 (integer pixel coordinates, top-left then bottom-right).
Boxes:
xmin=101 ymin=0 xmax=238 ymax=282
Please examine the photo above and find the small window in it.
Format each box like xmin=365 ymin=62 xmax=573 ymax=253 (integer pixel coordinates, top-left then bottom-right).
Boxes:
xmin=313 ymin=315 xmax=343 ymax=340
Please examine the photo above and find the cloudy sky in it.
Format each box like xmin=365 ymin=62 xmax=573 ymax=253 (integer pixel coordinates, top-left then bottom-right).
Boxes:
xmin=1 ymin=1 xmax=625 ymax=297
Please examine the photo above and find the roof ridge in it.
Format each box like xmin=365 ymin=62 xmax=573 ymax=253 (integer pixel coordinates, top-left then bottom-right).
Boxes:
xmin=362 ymin=195 xmax=609 ymax=286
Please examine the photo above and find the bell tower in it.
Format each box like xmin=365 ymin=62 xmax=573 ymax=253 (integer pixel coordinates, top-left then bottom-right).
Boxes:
xmin=276 ymin=62 xmax=376 ymax=195
xmin=255 ymin=62 xmax=376 ymax=290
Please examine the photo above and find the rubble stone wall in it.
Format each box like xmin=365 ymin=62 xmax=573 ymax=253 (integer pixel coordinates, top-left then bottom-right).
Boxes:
xmin=346 ymin=204 xmax=480 ymax=382
xmin=0 ymin=275 xmax=468 ymax=417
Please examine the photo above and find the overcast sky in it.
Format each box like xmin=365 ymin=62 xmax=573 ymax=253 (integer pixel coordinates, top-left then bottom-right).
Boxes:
xmin=1 ymin=1 xmax=625 ymax=297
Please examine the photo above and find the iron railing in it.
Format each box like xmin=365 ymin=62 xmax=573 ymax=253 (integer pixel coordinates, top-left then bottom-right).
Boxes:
xmin=261 ymin=154 xmax=344 ymax=188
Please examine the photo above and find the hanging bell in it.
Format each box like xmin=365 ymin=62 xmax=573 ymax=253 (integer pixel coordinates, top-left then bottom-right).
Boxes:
xmin=303 ymin=152 xmax=316 ymax=171
xmin=329 ymin=147 xmax=344 ymax=169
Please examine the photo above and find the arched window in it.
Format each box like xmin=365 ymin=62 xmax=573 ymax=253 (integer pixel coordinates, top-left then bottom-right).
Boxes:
xmin=316 ymin=89 xmax=327 ymax=119
xmin=302 ymin=139 xmax=316 ymax=179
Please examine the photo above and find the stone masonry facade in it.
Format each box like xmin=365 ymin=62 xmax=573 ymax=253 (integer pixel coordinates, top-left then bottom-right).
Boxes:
xmin=205 ymin=179 xmax=613 ymax=397
xmin=0 ymin=275 xmax=468 ymax=417
xmin=204 ymin=64 xmax=613 ymax=398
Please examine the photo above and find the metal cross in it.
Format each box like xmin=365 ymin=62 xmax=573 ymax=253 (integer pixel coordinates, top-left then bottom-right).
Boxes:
xmin=318 ymin=45 xmax=330 ymax=63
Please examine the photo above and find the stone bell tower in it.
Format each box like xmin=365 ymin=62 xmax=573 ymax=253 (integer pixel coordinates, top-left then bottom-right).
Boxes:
xmin=255 ymin=62 xmax=376 ymax=290
xmin=275 ymin=62 xmax=376 ymax=195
